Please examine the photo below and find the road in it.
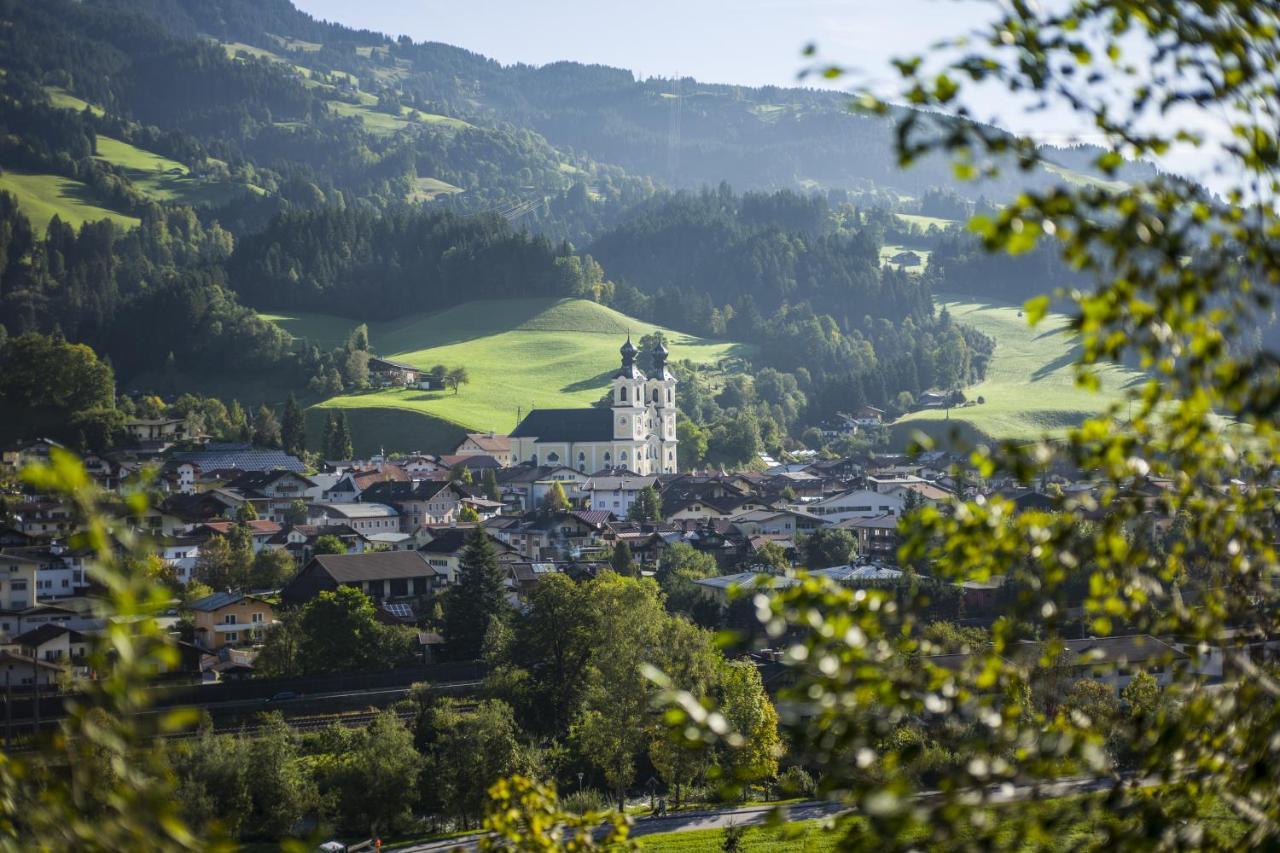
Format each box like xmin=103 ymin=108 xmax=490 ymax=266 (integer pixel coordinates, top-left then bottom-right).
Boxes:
xmin=396 ymin=774 xmax=1151 ymax=851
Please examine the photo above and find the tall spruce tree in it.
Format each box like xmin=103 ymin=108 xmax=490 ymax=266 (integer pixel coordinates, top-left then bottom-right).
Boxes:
xmin=328 ymin=411 xmax=353 ymax=459
xmin=610 ymin=540 xmax=638 ymax=577
xmin=483 ymin=467 xmax=501 ymax=503
xmin=281 ymin=393 xmax=306 ymax=457
xmin=321 ymin=412 xmax=335 ymax=460
xmin=443 ymin=527 xmax=511 ymax=660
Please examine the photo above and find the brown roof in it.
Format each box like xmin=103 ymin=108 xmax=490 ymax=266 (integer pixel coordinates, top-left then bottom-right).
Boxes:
xmin=199 ymin=520 xmax=282 ymax=536
xmin=462 ymin=433 xmax=512 ymax=453
xmin=309 ymin=550 xmax=438 ymax=583
xmin=352 ymin=465 xmax=411 ymax=490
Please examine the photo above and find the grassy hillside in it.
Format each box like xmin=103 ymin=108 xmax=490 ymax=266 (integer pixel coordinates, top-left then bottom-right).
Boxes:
xmin=263 ymin=298 xmax=748 ymax=452
xmin=0 ymin=170 xmax=140 ymax=233
xmin=891 ymin=296 xmax=1144 ymax=446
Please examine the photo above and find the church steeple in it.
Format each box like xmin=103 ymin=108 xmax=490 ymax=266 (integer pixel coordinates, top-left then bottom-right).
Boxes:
xmin=614 ymin=335 xmax=644 ymax=379
xmin=651 ymin=338 xmax=671 ymax=379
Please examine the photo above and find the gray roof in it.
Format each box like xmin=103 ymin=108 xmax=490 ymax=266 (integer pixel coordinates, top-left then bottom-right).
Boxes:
xmin=510 ymin=408 xmax=613 ymax=443
xmin=188 ymin=591 xmax=266 ymax=612
xmin=173 ymin=444 xmax=304 ymax=473
xmin=310 ymin=551 xmax=438 ymax=583
xmin=586 ymin=475 xmax=658 ymax=492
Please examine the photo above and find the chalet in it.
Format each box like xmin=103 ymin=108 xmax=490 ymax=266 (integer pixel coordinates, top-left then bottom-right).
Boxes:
xmin=2 ymin=543 xmax=91 ymax=599
xmin=369 ymin=357 xmax=420 ymax=386
xmin=0 ymin=652 xmax=64 ymax=688
xmin=852 ymin=405 xmax=886 ymax=426
xmin=0 ymin=553 xmax=39 ymax=610
xmin=360 ymin=480 xmax=471 ymax=529
xmin=223 ymin=470 xmax=318 ymax=522
xmin=308 ymin=502 xmax=401 ymax=535
xmin=188 ymin=591 xmax=274 ymax=651
xmin=195 ymin=520 xmax=283 ymax=554
xmin=453 ymin=433 xmax=514 ymax=467
xmin=417 ymin=528 xmax=521 ymax=583
xmin=808 ymin=489 xmax=904 ymax=521
xmin=282 ymin=551 xmax=445 ymax=606
xmin=835 ymin=513 xmax=899 ymax=560
xmin=1 ymin=438 xmax=64 ymax=471
xmin=498 ymin=511 xmax=604 ymax=560
xmin=155 ymin=536 xmax=204 ymax=585
xmin=730 ymin=508 xmax=828 ymax=537
xmin=123 ymin=418 xmax=189 ymax=445
xmin=321 ymin=464 xmax=411 ymax=503
xmin=1016 ymin=635 xmax=1189 ymax=691
xmin=10 ymin=501 xmax=76 ymax=539
xmin=11 ymin=624 xmax=89 ymax=667
xmin=495 ymin=465 xmax=589 ymax=511
xmin=265 ymin=523 xmax=364 ymax=562
xmin=585 ymin=474 xmax=658 ymax=516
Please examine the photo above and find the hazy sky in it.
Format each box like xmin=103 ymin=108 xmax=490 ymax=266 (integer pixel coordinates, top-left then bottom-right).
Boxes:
xmin=292 ymin=1 xmax=1004 ymax=112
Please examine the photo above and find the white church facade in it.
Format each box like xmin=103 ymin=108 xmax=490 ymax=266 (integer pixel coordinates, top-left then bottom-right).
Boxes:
xmin=509 ymin=337 xmax=678 ymax=475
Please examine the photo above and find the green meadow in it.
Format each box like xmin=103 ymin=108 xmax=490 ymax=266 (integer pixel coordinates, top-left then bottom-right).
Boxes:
xmin=263 ymin=298 xmax=747 ymax=452
xmin=0 ymin=170 xmax=139 ymax=233
xmin=892 ymin=296 xmax=1145 ymax=446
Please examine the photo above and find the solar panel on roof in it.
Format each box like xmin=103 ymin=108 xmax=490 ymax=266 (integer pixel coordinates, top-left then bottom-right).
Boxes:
xmin=383 ymin=602 xmax=413 ymax=619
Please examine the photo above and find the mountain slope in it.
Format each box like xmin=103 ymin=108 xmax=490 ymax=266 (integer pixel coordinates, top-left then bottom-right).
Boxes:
xmin=263 ymin=298 xmax=746 ymax=453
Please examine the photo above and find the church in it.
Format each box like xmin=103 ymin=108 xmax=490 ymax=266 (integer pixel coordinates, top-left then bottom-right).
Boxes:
xmin=509 ymin=337 xmax=678 ymax=475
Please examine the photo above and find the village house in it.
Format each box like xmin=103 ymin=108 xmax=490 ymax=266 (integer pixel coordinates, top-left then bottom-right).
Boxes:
xmin=808 ymin=489 xmax=905 ymax=521
xmin=320 ymin=463 xmax=412 ymax=503
xmin=188 ymin=591 xmax=275 ymax=651
xmin=417 ymin=527 xmax=522 ymax=583
xmin=453 ymin=433 xmax=514 ymax=467
xmin=10 ymin=623 xmax=90 ymax=669
xmin=172 ymin=443 xmax=305 ymax=475
xmin=10 ymin=501 xmax=76 ymax=540
xmin=730 ymin=508 xmax=828 ymax=537
xmin=282 ymin=551 xmax=445 ymax=607
xmin=835 ymin=514 xmax=900 ymax=561
xmin=308 ymin=502 xmax=401 ymax=535
xmin=2 ymin=543 xmax=90 ymax=599
xmin=0 ymin=553 xmax=39 ymax=611
xmin=223 ymin=470 xmax=318 ymax=522
xmin=360 ymin=480 xmax=470 ymax=530
xmin=0 ymin=652 xmax=64 ymax=688
xmin=195 ymin=520 xmax=284 ymax=555
xmin=1 ymin=438 xmax=64 ymax=472
xmin=368 ymin=356 xmax=420 ymax=386
xmin=585 ymin=474 xmax=658 ymax=516
xmin=123 ymin=418 xmax=190 ymax=446
xmin=1017 ymin=635 xmax=1189 ymax=692
xmin=494 ymin=465 xmax=589 ymax=511
xmin=155 ymin=536 xmax=204 ymax=585
xmin=510 ymin=338 xmax=678 ymax=476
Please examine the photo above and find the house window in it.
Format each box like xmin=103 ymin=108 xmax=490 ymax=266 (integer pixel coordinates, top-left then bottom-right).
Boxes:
xmin=10 ymin=581 xmax=25 ymax=591
xmin=224 ymin=615 xmax=236 ymax=625
xmin=225 ymin=632 xmax=238 ymax=643
xmin=251 ymin=613 xmax=264 ymax=623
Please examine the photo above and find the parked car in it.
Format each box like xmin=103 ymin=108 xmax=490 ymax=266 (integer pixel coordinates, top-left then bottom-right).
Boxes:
xmin=264 ymin=690 xmax=298 ymax=703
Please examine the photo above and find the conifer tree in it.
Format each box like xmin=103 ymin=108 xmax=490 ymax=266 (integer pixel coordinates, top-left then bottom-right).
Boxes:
xmin=281 ymin=393 xmax=306 ymax=457
xmin=483 ymin=468 xmax=501 ymax=503
xmin=610 ymin=540 xmax=637 ymax=577
xmin=443 ymin=527 xmax=511 ymax=660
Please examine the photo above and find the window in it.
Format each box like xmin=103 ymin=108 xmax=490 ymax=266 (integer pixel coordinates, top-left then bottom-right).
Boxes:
xmin=10 ymin=581 xmax=25 ymax=591
xmin=251 ymin=613 xmax=264 ymax=624
xmin=224 ymin=614 xmax=236 ymax=625
xmin=225 ymin=632 xmax=238 ymax=643
xmin=652 ymin=389 xmax=659 ymax=403
xmin=667 ymin=389 xmax=673 ymax=403
xmin=620 ymin=386 xmax=628 ymax=402
xmin=547 ymin=452 xmax=560 ymax=463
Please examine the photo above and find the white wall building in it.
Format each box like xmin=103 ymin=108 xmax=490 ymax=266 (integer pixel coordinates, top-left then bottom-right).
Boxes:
xmin=510 ymin=338 xmax=678 ymax=476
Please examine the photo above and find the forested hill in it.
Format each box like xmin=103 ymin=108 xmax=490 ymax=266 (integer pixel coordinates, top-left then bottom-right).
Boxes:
xmin=82 ymin=0 xmax=1154 ymax=203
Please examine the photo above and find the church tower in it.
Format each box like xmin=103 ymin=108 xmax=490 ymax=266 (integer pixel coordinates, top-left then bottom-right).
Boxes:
xmin=646 ymin=339 xmax=679 ymax=473
xmin=611 ymin=337 xmax=646 ymax=470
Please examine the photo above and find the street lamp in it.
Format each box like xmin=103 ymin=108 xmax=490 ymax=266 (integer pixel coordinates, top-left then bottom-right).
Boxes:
xmin=577 ymin=771 xmax=584 ymax=793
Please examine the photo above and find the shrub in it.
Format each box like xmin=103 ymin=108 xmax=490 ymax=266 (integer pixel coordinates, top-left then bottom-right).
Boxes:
xmin=560 ymin=787 xmax=609 ymax=815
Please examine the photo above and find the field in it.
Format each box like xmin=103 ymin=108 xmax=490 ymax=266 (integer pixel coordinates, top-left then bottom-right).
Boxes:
xmin=262 ymin=298 xmax=748 ymax=453
xmin=0 ymin=170 xmax=139 ymax=233
xmin=895 ymin=212 xmax=956 ymax=231
xmin=891 ymin=296 xmax=1145 ymax=446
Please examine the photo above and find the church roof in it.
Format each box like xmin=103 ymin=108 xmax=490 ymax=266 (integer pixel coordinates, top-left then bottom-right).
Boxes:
xmin=510 ymin=408 xmax=613 ymax=443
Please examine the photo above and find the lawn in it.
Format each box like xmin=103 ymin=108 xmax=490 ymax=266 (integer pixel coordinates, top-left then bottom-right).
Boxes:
xmin=407 ymin=177 xmax=464 ymax=202
xmin=46 ymin=87 xmax=105 ymax=116
xmin=895 ymin=212 xmax=956 ymax=231
xmin=261 ymin=298 xmax=748 ymax=451
xmin=325 ymin=98 xmax=471 ymax=136
xmin=891 ymin=295 xmax=1145 ymax=446
xmin=0 ymin=170 xmax=139 ymax=233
